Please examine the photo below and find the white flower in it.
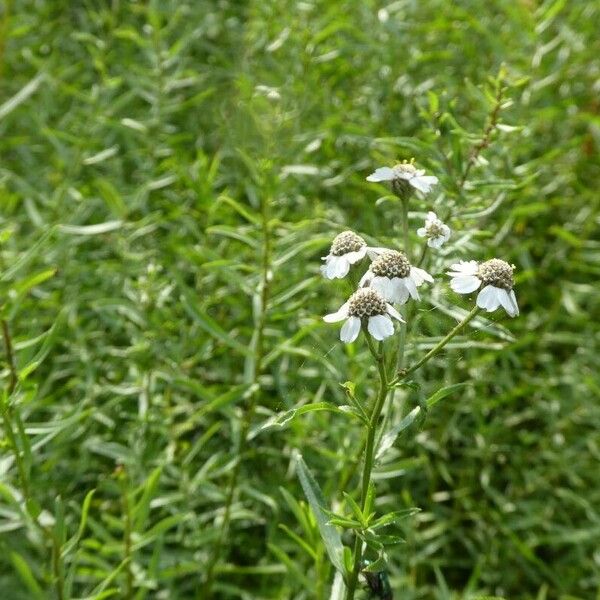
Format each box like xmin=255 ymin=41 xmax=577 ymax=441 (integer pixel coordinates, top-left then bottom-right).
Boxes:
xmin=323 ymin=288 xmax=404 ymax=343
xmin=366 ymin=161 xmax=438 ymax=195
xmin=447 ymin=258 xmax=519 ymax=317
xmin=360 ymin=250 xmax=433 ymax=305
xmin=417 ymin=211 xmax=451 ymax=249
xmin=321 ymin=231 xmax=367 ymax=279
xmin=321 ymin=230 xmax=376 ymax=279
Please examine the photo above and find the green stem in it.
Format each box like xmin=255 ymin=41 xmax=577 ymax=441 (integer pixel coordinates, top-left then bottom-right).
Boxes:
xmin=344 ymin=336 xmax=389 ymax=600
xmin=2 ymin=319 xmax=18 ymax=395
xmin=393 ymin=306 xmax=480 ymax=384
xmin=50 ymin=531 xmax=65 ymax=600
xmin=400 ymin=197 xmax=410 ymax=260
xmin=122 ymin=477 xmax=134 ymax=599
xmin=417 ymin=244 xmax=429 ymax=268
xmin=1 ymin=320 xmax=29 ymax=500
xmin=2 ymin=319 xmax=65 ymax=598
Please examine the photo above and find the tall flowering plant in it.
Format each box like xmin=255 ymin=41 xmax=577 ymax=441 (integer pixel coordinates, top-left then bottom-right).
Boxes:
xmin=297 ymin=158 xmax=519 ymax=600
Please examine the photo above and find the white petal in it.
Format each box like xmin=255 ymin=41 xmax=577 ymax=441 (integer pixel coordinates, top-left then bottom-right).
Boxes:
xmin=498 ymin=288 xmax=519 ymax=317
xmin=497 ymin=288 xmax=515 ymax=317
xmin=427 ymin=211 xmax=437 ymax=221
xmin=340 ymin=317 xmax=361 ymax=342
xmin=450 ymin=275 xmax=481 ymax=294
xmin=323 ymin=302 xmax=350 ymax=323
xmin=410 ymin=266 xmax=433 ymax=286
xmin=402 ymin=276 xmax=420 ymax=300
xmin=370 ymin=276 xmax=394 ymax=301
xmin=386 ymin=304 xmax=405 ymax=322
xmin=409 ymin=175 xmax=438 ymax=193
xmin=428 ymin=237 xmax=443 ymax=249
xmin=321 ymin=258 xmax=338 ymax=279
xmin=509 ymin=290 xmax=519 ymax=317
xmin=321 ymin=256 xmax=350 ymax=279
xmin=359 ymin=270 xmax=372 ymax=287
xmin=417 ymin=227 xmax=427 ymax=238
xmin=476 ymin=285 xmax=502 ymax=312
xmin=391 ymin=279 xmax=410 ymax=304
xmin=447 ymin=260 xmax=479 ymax=276
xmin=345 ymin=246 xmax=368 ymax=264
xmin=367 ymin=315 xmax=394 ymax=341
xmin=366 ymin=167 xmax=396 ymax=182
xmin=333 ymin=256 xmax=351 ymax=278
xmin=366 ymin=246 xmax=389 ymax=260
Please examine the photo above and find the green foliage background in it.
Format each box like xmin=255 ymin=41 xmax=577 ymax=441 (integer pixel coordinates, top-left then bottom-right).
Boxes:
xmin=0 ymin=0 xmax=598 ymax=598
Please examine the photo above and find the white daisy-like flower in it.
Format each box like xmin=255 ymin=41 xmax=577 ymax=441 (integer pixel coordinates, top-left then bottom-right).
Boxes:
xmin=323 ymin=288 xmax=404 ymax=343
xmin=417 ymin=211 xmax=451 ymax=249
xmin=321 ymin=230 xmax=372 ymax=279
xmin=447 ymin=258 xmax=519 ymax=317
xmin=366 ymin=161 xmax=439 ymax=196
xmin=359 ymin=250 xmax=433 ymax=305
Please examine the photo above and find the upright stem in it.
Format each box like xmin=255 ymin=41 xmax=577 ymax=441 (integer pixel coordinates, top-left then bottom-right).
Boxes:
xmin=344 ymin=337 xmax=389 ymax=600
xmin=400 ymin=197 xmax=410 ymax=260
xmin=203 ymin=193 xmax=272 ymax=597
xmin=344 ymin=308 xmax=480 ymax=599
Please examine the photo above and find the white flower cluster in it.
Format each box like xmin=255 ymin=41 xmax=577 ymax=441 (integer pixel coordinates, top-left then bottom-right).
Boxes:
xmin=321 ymin=160 xmax=520 ymax=343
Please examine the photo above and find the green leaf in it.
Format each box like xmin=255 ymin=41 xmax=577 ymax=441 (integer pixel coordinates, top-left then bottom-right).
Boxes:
xmin=426 ymin=383 xmax=467 ymax=408
xmin=340 ymin=381 xmax=369 ymax=422
xmin=376 ymin=406 xmax=421 ymax=459
xmin=178 ymin=279 xmax=251 ymax=356
xmin=372 ymin=508 xmax=420 ymax=530
xmin=251 ymin=401 xmax=360 ymax=439
xmin=278 ymin=524 xmax=317 ymax=559
xmin=296 ymin=455 xmax=344 ymax=573
xmin=1 ymin=226 xmax=55 ymax=282
xmin=9 ymin=552 xmax=44 ymax=599
xmin=59 ymin=221 xmax=124 ymax=235
xmin=62 ymin=488 xmax=96 ymax=558
xmin=342 ymin=492 xmax=365 ymax=525
xmin=12 ymin=268 xmax=57 ymax=298
xmin=133 ymin=467 xmax=162 ymax=532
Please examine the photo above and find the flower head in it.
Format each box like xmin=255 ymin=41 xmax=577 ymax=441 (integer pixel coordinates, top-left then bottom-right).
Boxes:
xmin=360 ymin=250 xmax=433 ymax=305
xmin=323 ymin=288 xmax=404 ymax=343
xmin=447 ymin=258 xmax=519 ymax=317
xmin=366 ymin=160 xmax=438 ymax=197
xmin=417 ymin=211 xmax=451 ymax=249
xmin=321 ymin=231 xmax=368 ymax=279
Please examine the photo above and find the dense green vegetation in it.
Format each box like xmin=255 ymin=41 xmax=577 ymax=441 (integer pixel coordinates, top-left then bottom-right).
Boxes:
xmin=0 ymin=1 xmax=598 ymax=598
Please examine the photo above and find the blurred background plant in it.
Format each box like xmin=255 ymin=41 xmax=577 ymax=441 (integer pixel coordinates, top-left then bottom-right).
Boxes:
xmin=0 ymin=0 xmax=598 ymax=599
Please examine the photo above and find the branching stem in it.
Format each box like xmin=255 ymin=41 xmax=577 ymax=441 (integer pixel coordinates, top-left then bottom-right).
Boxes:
xmin=392 ymin=306 xmax=480 ymax=385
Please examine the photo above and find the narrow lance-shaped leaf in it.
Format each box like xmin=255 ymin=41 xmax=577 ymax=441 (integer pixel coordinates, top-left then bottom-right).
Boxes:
xmin=296 ymin=455 xmax=345 ymax=573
